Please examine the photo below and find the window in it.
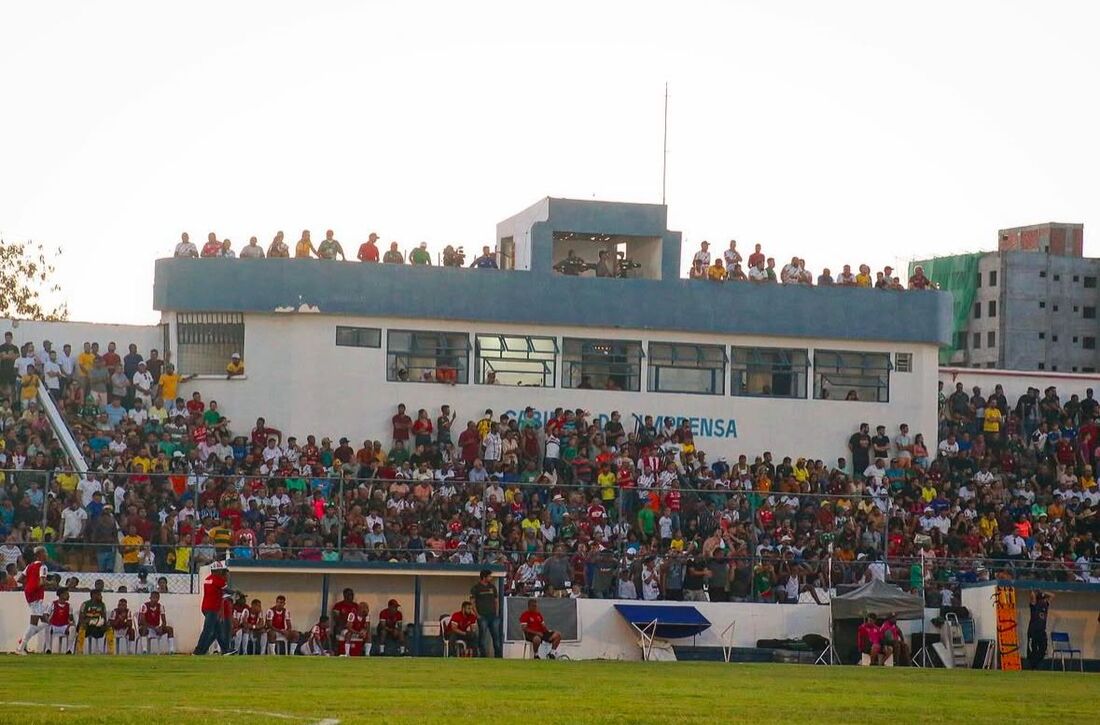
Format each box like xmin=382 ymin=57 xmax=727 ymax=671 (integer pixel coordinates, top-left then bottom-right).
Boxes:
xmin=1073 ymin=336 xmax=1079 ymax=343
xmin=1074 ymin=306 xmax=1079 ymax=313
xmin=1084 ymin=367 xmax=1097 ymax=373
xmin=955 ymin=331 xmax=968 ymax=350
xmin=474 ymin=334 xmax=557 ymax=387
xmin=1085 ymin=306 xmax=1097 ymax=320
xmin=813 ymin=350 xmax=891 ymax=402
xmin=894 ymin=352 xmax=913 ymax=373
xmin=1085 ymin=337 xmax=1097 ymax=350
xmin=1038 ymin=363 xmax=1046 ymax=370
xmin=975 ymin=272 xmax=982 ymax=287
xmin=1053 ymin=305 xmax=1059 ymax=312
xmin=1052 ymin=365 xmax=1059 ymax=371
xmin=1039 ymin=301 xmax=1046 ymax=309
xmin=1052 ymin=335 xmax=1059 ymax=342
xmin=335 ymin=326 xmax=381 ymax=348
xmin=986 ymin=362 xmax=996 ymax=368
xmin=988 ymin=270 xmax=998 ymax=286
xmin=1040 ymin=271 xmax=1048 ymax=278
xmin=987 ymin=300 xmax=997 ymax=317
xmin=1073 ymin=275 xmax=1080 ymax=283
xmin=972 ymin=333 xmax=981 ymax=349
xmin=1039 ymin=333 xmax=1045 ymax=340
xmin=386 ymin=330 xmax=469 ymax=384
xmin=1054 ymin=274 xmax=1061 ymax=281
xmin=1073 ymin=367 xmax=1079 ymax=372
xmin=973 ymin=302 xmax=981 ymax=319
xmin=176 ymin=313 xmax=244 ymax=375
xmin=987 ymin=331 xmax=996 ymax=347
xmin=1085 ymin=276 xmax=1097 ymax=288
xmin=647 ymin=342 xmax=727 ymax=395
xmin=730 ymin=347 xmax=808 ymax=398
xmin=562 ymin=338 xmax=643 ymax=392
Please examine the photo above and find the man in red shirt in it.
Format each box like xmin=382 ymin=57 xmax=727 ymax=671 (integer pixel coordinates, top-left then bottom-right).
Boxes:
xmin=304 ymin=615 xmax=332 ymax=656
xmin=339 ymin=601 xmax=372 ymax=657
xmin=446 ymin=601 xmax=479 ymax=656
xmin=266 ymin=594 xmax=301 ymax=654
xmin=16 ymin=546 xmax=50 ymax=654
xmin=879 ymin=613 xmax=909 ymax=665
xmin=857 ymin=613 xmax=888 ymax=665
xmin=331 ymin=587 xmax=359 ymax=647
xmin=518 ymin=598 xmax=561 ymax=659
xmin=357 ymin=233 xmax=380 ymax=262
xmin=110 ymin=597 xmax=137 ymax=654
xmin=193 ymin=561 xmax=234 ymax=655
xmin=392 ymin=404 xmax=412 ymax=444
xmin=377 ymin=598 xmax=407 ymax=655
xmin=139 ymin=590 xmax=176 ymax=654
xmin=46 ymin=588 xmax=75 ymax=654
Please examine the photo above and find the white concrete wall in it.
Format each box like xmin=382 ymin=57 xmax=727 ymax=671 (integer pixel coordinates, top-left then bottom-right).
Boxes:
xmin=940 ymin=366 xmax=1100 ymax=403
xmin=174 ymin=311 xmax=939 ymax=464
xmin=0 ymin=318 xmax=164 ymax=355
xmin=501 ymin=598 xmax=831 ymax=660
xmin=1 ymin=590 xmax=201 ymax=652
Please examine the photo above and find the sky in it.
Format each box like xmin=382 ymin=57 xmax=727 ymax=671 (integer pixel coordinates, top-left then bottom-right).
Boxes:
xmin=2 ymin=0 xmax=1099 ymax=324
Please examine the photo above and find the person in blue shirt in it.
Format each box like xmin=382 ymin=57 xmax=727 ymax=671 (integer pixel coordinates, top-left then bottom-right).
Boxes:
xmin=470 ymin=246 xmax=498 ymax=269
xmin=104 ymin=397 xmax=126 ymax=427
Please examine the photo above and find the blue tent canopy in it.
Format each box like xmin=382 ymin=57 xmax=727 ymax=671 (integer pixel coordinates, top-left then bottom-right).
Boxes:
xmin=613 ymin=604 xmax=712 ymax=638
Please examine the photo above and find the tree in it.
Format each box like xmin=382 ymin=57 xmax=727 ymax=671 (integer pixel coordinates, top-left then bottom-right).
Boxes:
xmin=0 ymin=237 xmax=68 ymax=320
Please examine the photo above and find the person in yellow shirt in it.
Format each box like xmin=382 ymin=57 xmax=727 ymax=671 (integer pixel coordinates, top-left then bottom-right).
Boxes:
xmin=707 ymin=259 xmax=727 ymax=281
xmin=76 ymin=342 xmax=95 ymax=379
xmin=226 ymin=353 xmax=245 ymax=379
xmin=294 ymin=229 xmax=317 ymax=258
xmin=597 ymin=464 xmax=616 ymax=503
xmin=978 ymin=512 xmax=998 ymax=540
xmin=157 ymin=363 xmax=195 ymax=407
xmin=983 ymin=405 xmax=1003 ymax=446
xmin=920 ymin=483 xmax=937 ymax=503
xmin=855 ymin=264 xmax=873 ymax=287
xmin=669 ymin=534 xmax=685 ymax=552
xmin=21 ymin=369 xmax=40 ymax=402
xmin=121 ymin=525 xmax=145 ymax=573
xmin=55 ymin=470 xmax=79 ymax=493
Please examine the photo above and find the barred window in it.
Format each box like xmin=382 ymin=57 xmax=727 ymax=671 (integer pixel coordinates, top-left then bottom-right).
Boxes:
xmin=813 ymin=350 xmax=891 ymax=402
xmin=730 ymin=347 xmax=808 ymax=398
xmin=561 ymin=338 xmax=643 ymax=392
xmin=176 ymin=313 xmax=244 ymax=375
xmin=474 ymin=334 xmax=557 ymax=387
xmin=647 ymin=342 xmax=727 ymax=395
xmin=387 ymin=330 xmax=470 ymax=384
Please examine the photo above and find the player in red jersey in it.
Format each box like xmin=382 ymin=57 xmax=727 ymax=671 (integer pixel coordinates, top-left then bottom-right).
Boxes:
xmin=518 ymin=598 xmax=561 ymax=659
xmin=446 ymin=601 xmax=480 ymax=656
xmin=138 ymin=591 xmax=176 ymax=654
xmin=330 ymin=587 xmax=359 ymax=649
xmin=110 ymin=598 xmax=137 ymax=654
xmin=338 ymin=601 xmax=372 ymax=657
xmin=265 ymin=594 xmax=300 ymax=654
xmin=235 ymin=598 xmax=267 ymax=654
xmin=46 ymin=588 xmax=75 ymax=654
xmin=303 ymin=615 xmax=332 ymax=656
xmin=377 ymin=598 xmax=408 ymax=655
xmin=15 ymin=546 xmax=50 ymax=654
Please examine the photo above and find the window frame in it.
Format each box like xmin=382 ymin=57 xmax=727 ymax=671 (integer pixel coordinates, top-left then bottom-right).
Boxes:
xmin=473 ymin=333 xmax=558 ymax=387
xmin=175 ymin=312 xmax=245 ymax=376
xmin=812 ymin=349 xmax=891 ymax=403
xmin=729 ymin=346 xmax=808 ymax=398
xmin=561 ymin=338 xmax=644 ymax=392
xmin=646 ymin=342 xmax=728 ymax=396
xmin=335 ymin=326 xmax=382 ymax=348
xmin=386 ymin=329 xmax=470 ymax=384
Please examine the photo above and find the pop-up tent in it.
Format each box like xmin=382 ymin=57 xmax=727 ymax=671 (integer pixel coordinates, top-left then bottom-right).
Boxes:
xmin=829 ymin=580 xmax=924 ymax=664
xmin=831 ymin=579 xmax=924 ymax=621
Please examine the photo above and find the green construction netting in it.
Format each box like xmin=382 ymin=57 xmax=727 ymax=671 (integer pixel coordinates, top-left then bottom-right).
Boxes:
xmin=909 ymin=253 xmax=980 ymax=364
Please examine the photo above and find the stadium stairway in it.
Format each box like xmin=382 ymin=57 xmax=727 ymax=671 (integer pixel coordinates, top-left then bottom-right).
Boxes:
xmin=36 ymin=381 xmax=89 ymax=473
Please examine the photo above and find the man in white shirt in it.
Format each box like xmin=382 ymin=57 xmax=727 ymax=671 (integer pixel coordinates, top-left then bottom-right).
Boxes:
xmin=780 ymin=257 xmax=801 ymax=284
xmin=748 ymin=259 xmax=768 ymax=282
xmin=132 ymin=362 xmax=155 ymax=407
xmin=15 ymin=346 xmax=37 ymax=377
xmin=1003 ymin=532 xmax=1026 ymax=558
xmin=174 ymin=232 xmax=199 ymax=258
xmin=863 ymin=459 xmax=887 ymax=486
xmin=692 ymin=240 xmax=711 ymax=268
xmin=61 ymin=499 xmax=88 ymax=541
xmin=722 ymin=239 xmax=741 ymax=269
xmin=42 ymin=351 xmax=64 ymax=397
xmin=937 ymin=434 xmax=960 ymax=458
xmin=78 ymin=474 xmax=103 ymax=507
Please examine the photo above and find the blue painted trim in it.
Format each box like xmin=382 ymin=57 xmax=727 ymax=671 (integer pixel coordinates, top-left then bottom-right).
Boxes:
xmin=959 ymin=579 xmax=1100 ymax=593
xmin=156 ymin=259 xmax=953 ymax=346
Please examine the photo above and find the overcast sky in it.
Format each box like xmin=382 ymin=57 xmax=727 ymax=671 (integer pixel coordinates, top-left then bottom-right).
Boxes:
xmin=2 ymin=1 xmax=1098 ymax=324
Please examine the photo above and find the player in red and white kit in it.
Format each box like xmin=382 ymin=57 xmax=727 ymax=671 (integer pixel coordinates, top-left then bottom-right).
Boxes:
xmin=110 ymin=598 xmax=137 ymax=655
xmin=138 ymin=591 xmax=176 ymax=654
xmin=302 ymin=615 xmax=331 ymax=656
xmin=330 ymin=587 xmax=359 ymax=650
xmin=46 ymin=588 xmax=75 ymax=654
xmin=338 ymin=601 xmax=372 ymax=657
xmin=15 ymin=546 xmax=50 ymax=654
xmin=377 ymin=598 xmax=407 ymax=655
xmin=265 ymin=594 xmax=300 ymax=655
xmin=235 ymin=598 xmax=267 ymax=655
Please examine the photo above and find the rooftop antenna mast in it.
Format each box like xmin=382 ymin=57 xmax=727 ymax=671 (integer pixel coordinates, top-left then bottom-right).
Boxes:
xmin=661 ymin=82 xmax=669 ymax=206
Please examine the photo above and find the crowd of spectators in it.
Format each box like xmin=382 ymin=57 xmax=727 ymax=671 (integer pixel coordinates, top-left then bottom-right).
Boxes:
xmin=173 ymin=231 xmax=499 ymax=269
xmin=1 ymin=331 xmax=1098 ymax=608
xmin=686 ymin=239 xmax=935 ymax=290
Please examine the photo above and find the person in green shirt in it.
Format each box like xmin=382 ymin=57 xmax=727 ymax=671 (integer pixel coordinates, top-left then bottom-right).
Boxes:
xmin=317 ymin=230 xmax=346 ymax=260
xmin=388 ymin=442 xmax=410 ymax=466
xmin=637 ymin=506 xmax=656 ymax=538
xmin=409 ymin=242 xmax=432 ymax=265
xmin=286 ymin=476 xmax=307 ymax=494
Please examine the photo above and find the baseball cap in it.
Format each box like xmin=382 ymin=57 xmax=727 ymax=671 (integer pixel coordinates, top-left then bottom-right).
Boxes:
xmin=387 ymin=598 xmax=400 ymax=607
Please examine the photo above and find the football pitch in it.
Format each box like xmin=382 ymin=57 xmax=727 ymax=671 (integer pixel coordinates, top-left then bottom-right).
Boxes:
xmin=0 ymin=657 xmax=1093 ymax=724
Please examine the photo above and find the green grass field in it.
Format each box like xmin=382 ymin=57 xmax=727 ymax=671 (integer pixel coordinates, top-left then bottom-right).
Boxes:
xmin=0 ymin=657 xmax=1093 ymax=724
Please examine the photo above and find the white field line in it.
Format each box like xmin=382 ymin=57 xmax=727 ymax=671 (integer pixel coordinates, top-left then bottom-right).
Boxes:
xmin=0 ymin=701 xmax=339 ymax=724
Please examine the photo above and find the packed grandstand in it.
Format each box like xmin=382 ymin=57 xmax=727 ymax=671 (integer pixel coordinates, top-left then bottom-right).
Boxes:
xmin=3 ymin=332 xmax=1099 ymax=613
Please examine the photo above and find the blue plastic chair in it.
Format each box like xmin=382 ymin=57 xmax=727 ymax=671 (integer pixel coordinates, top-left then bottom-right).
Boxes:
xmin=1050 ymin=631 xmax=1083 ymax=671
